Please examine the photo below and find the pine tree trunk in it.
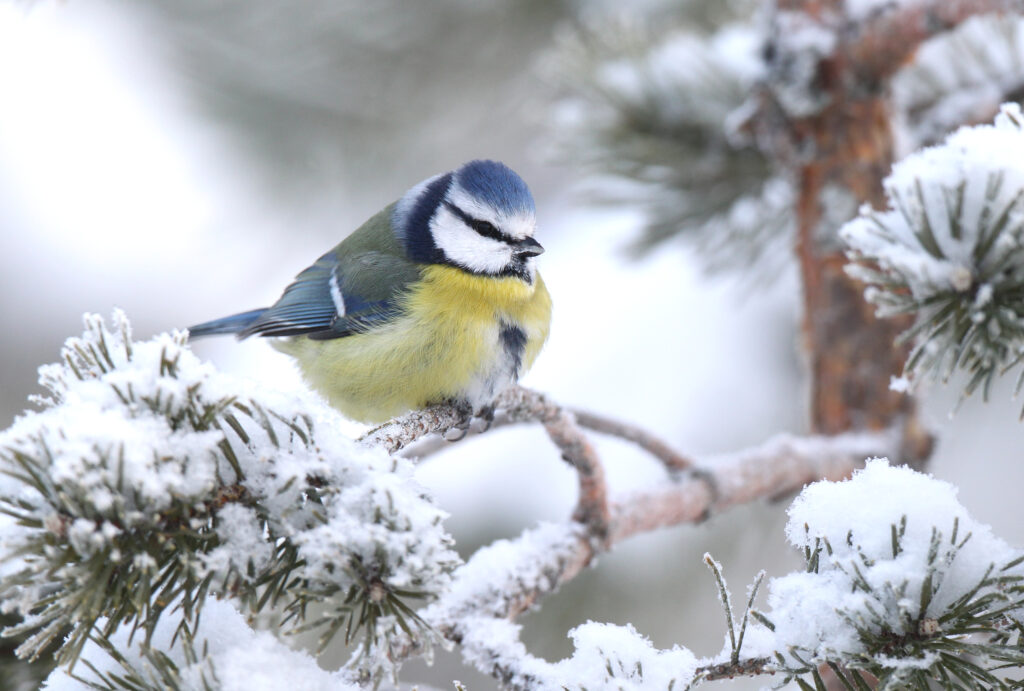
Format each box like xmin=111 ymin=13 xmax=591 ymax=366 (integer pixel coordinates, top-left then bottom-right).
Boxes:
xmin=772 ymin=0 xmax=935 ymax=464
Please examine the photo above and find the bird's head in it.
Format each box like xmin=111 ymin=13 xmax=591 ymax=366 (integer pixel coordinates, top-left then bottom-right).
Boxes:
xmin=393 ymin=160 xmax=543 ymax=282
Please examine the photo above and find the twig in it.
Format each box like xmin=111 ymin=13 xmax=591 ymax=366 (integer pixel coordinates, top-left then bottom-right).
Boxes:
xmin=698 ymin=657 xmax=775 ymax=682
xmin=571 ymin=408 xmax=694 ymax=472
xmin=358 ymin=403 xmax=472 ymax=454
xmin=365 ymin=387 xmax=693 ymax=474
xmin=541 ymin=409 xmax=610 ymax=543
xmin=361 ymin=388 xmax=612 ymax=540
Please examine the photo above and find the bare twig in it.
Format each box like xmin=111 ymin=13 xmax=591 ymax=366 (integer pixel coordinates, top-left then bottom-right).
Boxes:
xmin=359 ymin=386 xmax=560 ymax=455
xmin=541 ymin=409 xmax=610 ymax=543
xmin=361 ymin=388 xmax=612 ymax=540
xmin=698 ymin=657 xmax=775 ymax=682
xmin=572 ymin=408 xmax=694 ymax=472
xmin=366 ymin=387 xmax=692 ymax=473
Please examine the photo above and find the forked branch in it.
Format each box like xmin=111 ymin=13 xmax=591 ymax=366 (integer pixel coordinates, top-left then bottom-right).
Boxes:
xmin=376 ymin=389 xmax=901 ymax=687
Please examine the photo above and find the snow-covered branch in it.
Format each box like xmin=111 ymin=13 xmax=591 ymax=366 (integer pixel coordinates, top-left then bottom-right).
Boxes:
xmin=0 ymin=313 xmax=458 ymax=684
xmin=394 ymin=461 xmax=1024 ymax=690
xmin=387 ymin=426 xmax=902 ymax=687
xmin=3 ymin=313 xmax=1020 ymax=690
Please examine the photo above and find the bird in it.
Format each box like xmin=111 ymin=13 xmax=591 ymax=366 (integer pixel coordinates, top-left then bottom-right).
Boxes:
xmin=189 ymin=160 xmax=552 ymax=425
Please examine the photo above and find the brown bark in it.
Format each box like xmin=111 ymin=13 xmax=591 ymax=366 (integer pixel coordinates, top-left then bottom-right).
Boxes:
xmin=767 ymin=0 xmax=967 ymax=464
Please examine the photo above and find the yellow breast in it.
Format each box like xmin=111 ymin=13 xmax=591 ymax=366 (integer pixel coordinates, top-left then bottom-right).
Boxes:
xmin=277 ymin=265 xmax=552 ymax=423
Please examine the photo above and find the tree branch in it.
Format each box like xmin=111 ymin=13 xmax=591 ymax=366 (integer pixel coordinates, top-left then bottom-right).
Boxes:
xmin=571 ymin=408 xmax=694 ymax=472
xmin=845 ymin=0 xmax=1024 ymax=82
xmin=361 ymin=387 xmax=694 ymax=474
xmin=390 ymin=423 xmax=901 ymax=687
xmin=540 ymin=407 xmax=610 ymax=543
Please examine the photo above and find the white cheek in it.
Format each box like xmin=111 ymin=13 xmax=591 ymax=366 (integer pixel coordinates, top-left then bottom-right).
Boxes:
xmin=431 ymin=207 xmax=512 ymax=274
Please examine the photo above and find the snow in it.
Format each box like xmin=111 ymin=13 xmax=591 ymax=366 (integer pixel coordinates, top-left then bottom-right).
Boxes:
xmin=749 ymin=459 xmax=1018 ymax=669
xmin=425 ymin=522 xmax=583 ymax=623
xmin=553 ymin=622 xmax=698 ymax=690
xmin=43 ymin=597 xmax=359 ymax=691
xmin=590 ymin=22 xmax=763 ymax=127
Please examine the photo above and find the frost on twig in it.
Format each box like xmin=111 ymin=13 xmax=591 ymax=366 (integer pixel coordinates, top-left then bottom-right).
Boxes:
xmin=0 ymin=312 xmax=458 ymax=683
xmin=842 ymin=104 xmax=1024 ymax=404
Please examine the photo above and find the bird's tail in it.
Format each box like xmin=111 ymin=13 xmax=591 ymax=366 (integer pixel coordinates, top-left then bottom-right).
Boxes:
xmin=188 ymin=309 xmax=267 ymax=339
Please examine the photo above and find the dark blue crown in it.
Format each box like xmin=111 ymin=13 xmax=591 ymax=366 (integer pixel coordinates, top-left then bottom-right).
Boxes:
xmin=454 ymin=160 xmax=535 ymax=216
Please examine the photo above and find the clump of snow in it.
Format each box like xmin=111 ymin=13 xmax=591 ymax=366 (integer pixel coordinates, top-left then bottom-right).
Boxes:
xmin=426 ymin=522 xmax=583 ymax=622
xmin=43 ymin=597 xmax=359 ymax=691
xmin=0 ymin=312 xmax=458 ymax=677
xmin=750 ymin=459 xmax=1017 ymax=671
xmin=454 ymin=617 xmax=698 ymax=691
xmin=844 ymin=104 xmax=1024 ymax=303
xmin=554 ymin=622 xmax=697 ymax=690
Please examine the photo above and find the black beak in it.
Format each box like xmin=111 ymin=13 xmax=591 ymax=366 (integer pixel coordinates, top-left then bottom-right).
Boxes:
xmin=515 ymin=236 xmax=545 ymax=257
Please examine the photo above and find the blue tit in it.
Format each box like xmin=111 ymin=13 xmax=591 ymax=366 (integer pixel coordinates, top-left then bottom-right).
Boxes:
xmin=189 ymin=160 xmax=552 ymax=424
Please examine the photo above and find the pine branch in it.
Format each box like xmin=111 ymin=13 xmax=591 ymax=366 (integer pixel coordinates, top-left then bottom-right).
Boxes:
xmin=845 ymin=0 xmax=1024 ymax=83
xmin=546 ymin=5 xmax=795 ymax=275
xmin=842 ymin=105 xmax=1024 ymax=406
xmin=0 ymin=313 xmax=458 ymax=684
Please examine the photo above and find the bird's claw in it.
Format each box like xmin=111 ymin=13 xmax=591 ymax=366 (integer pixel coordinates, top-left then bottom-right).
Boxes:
xmin=444 ymin=422 xmax=471 ymax=442
xmin=476 ymin=404 xmax=496 ymax=433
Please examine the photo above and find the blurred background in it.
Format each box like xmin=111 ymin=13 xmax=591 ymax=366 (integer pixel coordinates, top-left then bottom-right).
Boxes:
xmin=2 ymin=1 xmax=1024 ymax=689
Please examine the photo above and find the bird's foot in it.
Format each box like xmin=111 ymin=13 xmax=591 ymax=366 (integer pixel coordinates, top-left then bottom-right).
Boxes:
xmin=442 ymin=399 xmax=474 ymax=442
xmin=476 ymin=404 xmax=496 ymax=433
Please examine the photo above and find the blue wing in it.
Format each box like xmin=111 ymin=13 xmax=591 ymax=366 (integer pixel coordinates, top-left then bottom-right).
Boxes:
xmin=189 ymin=251 xmax=416 ymax=341
xmin=189 ymin=203 xmax=422 ymax=341
xmin=237 ymin=250 xmax=344 ymax=338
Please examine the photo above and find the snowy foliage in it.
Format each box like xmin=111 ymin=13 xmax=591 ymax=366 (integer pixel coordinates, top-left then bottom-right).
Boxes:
xmin=842 ymin=104 xmax=1024 ymax=399
xmin=753 ymin=460 xmax=1024 ymax=688
xmin=765 ymin=9 xmax=835 ymax=117
xmin=548 ymin=3 xmax=795 ymax=274
xmin=894 ymin=15 xmax=1024 ymax=150
xmin=0 ymin=312 xmax=458 ymax=683
xmin=43 ymin=598 xmax=358 ymax=691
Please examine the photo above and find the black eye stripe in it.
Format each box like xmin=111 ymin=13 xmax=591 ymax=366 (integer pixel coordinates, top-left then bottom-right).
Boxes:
xmin=443 ymin=201 xmax=514 ymax=244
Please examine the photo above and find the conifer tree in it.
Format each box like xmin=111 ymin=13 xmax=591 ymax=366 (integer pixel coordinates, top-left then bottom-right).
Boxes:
xmin=5 ymin=1 xmax=1024 ymax=689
